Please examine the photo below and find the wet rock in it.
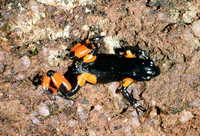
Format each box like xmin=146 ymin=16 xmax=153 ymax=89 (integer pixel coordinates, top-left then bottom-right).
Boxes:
xmin=192 ymin=20 xmax=200 ymax=38
xmin=38 ymin=103 xmax=50 ymax=117
xmin=179 ymin=110 xmax=194 ymax=123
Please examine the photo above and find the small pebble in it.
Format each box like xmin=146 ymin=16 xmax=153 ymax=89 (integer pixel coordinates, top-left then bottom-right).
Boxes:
xmin=15 ymin=73 xmax=25 ymax=80
xmin=149 ymin=108 xmax=158 ymax=118
xmin=123 ymin=126 xmax=132 ymax=136
xmin=179 ymin=110 xmax=194 ymax=123
xmin=38 ymin=103 xmax=50 ymax=117
xmin=182 ymin=29 xmax=194 ymax=41
xmin=104 ymin=36 xmax=121 ymax=54
xmin=67 ymin=119 xmax=78 ymax=127
xmin=77 ymin=104 xmax=89 ymax=121
xmin=130 ymin=117 xmax=140 ymax=128
xmin=31 ymin=117 xmax=40 ymax=124
xmin=88 ymin=129 xmax=96 ymax=136
xmin=20 ymin=55 xmax=31 ymax=69
xmin=0 ymin=63 xmax=5 ymax=73
xmin=94 ymin=104 xmax=102 ymax=111
xmin=0 ymin=51 xmax=5 ymax=62
xmin=157 ymin=12 xmax=169 ymax=22
xmin=192 ymin=20 xmax=200 ymax=38
xmin=82 ymin=25 xmax=89 ymax=31
xmin=189 ymin=100 xmax=200 ymax=109
xmin=112 ymin=125 xmax=122 ymax=130
xmin=14 ymin=55 xmax=31 ymax=72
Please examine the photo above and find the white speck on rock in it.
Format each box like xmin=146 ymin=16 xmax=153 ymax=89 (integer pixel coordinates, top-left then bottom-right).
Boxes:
xmin=47 ymin=25 xmax=70 ymax=40
xmin=85 ymin=7 xmax=92 ymax=14
xmin=104 ymin=36 xmax=121 ymax=54
xmin=79 ymin=0 xmax=95 ymax=6
xmin=94 ymin=104 xmax=102 ymax=111
xmin=179 ymin=110 xmax=194 ymax=123
xmin=67 ymin=119 xmax=78 ymax=127
xmin=82 ymin=25 xmax=89 ymax=31
xmin=38 ymin=103 xmax=50 ymax=117
xmin=192 ymin=20 xmax=200 ymax=38
xmin=47 ymin=49 xmax=61 ymax=66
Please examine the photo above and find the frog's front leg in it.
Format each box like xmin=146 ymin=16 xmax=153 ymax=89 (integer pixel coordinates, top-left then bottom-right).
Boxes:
xmin=116 ymin=77 xmax=147 ymax=112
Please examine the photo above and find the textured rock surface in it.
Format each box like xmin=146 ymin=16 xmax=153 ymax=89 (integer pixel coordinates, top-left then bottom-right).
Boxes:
xmin=0 ymin=0 xmax=199 ymax=135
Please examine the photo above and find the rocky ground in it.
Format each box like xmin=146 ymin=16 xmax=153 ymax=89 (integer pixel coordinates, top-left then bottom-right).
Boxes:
xmin=0 ymin=0 xmax=200 ymax=136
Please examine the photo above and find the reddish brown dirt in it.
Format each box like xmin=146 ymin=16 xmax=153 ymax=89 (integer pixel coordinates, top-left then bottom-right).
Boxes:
xmin=0 ymin=0 xmax=199 ymax=136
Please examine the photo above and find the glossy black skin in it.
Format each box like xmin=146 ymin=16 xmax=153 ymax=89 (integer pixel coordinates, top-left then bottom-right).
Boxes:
xmin=63 ymin=46 xmax=160 ymax=113
xmin=66 ymin=53 xmax=159 ymax=84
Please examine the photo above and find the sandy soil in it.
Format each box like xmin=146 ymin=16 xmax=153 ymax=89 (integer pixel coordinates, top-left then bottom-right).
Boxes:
xmin=0 ymin=0 xmax=200 ymax=135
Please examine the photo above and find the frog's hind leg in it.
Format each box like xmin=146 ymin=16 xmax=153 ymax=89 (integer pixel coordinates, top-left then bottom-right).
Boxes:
xmin=114 ymin=43 xmax=149 ymax=59
xmin=62 ymin=72 xmax=97 ymax=97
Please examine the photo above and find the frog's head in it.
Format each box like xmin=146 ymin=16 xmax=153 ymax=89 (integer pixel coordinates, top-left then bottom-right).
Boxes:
xmin=133 ymin=59 xmax=160 ymax=81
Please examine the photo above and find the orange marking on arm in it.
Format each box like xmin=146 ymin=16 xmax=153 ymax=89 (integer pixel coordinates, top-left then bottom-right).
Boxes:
xmin=74 ymin=45 xmax=91 ymax=58
xmin=124 ymin=50 xmax=136 ymax=58
xmin=83 ymin=54 xmax=97 ymax=63
xmin=70 ymin=43 xmax=82 ymax=52
xmin=122 ymin=77 xmax=135 ymax=87
xmin=51 ymin=72 xmax=72 ymax=90
xmin=42 ymin=75 xmax=51 ymax=90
